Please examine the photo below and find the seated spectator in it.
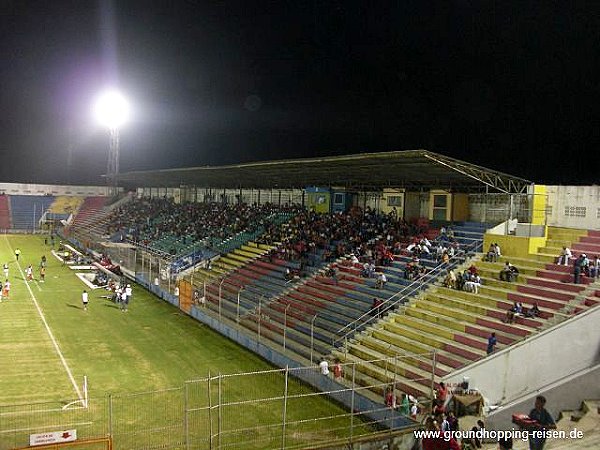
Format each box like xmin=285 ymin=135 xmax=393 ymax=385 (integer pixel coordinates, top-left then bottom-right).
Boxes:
xmin=444 ymin=269 xmax=457 ymax=289
xmin=485 ymin=243 xmax=497 ymax=262
xmin=525 ymin=302 xmax=540 ymax=318
xmin=557 ymin=247 xmax=572 ymax=266
xmin=499 ymin=262 xmax=519 ymax=282
xmin=505 ymin=301 xmax=523 ymax=323
xmin=371 ymin=297 xmax=383 ymax=317
xmin=456 ymin=272 xmax=465 ymax=291
xmin=375 ymin=272 xmax=387 ymax=289
xmin=494 ymin=243 xmax=501 ymax=260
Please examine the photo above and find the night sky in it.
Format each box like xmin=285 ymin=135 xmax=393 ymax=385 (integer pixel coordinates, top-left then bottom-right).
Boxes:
xmin=1 ymin=1 xmax=598 ymax=186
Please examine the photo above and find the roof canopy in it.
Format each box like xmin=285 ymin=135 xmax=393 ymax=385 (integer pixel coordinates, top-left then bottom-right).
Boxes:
xmin=117 ymin=150 xmax=531 ymax=194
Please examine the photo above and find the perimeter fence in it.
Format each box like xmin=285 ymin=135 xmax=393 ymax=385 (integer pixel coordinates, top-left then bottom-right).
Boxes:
xmin=0 ymin=357 xmax=427 ymax=450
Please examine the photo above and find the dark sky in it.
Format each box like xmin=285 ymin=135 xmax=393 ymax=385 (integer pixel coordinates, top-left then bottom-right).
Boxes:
xmin=1 ymin=0 xmax=598 ymax=186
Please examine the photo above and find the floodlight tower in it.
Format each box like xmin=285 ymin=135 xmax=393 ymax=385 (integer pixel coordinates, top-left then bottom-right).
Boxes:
xmin=93 ymin=90 xmax=130 ymax=195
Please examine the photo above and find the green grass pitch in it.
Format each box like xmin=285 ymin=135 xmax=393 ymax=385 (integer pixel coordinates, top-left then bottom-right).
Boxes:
xmin=0 ymin=235 xmax=370 ymax=449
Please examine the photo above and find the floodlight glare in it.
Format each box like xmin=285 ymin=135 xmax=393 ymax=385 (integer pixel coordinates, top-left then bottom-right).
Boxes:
xmin=93 ymin=89 xmax=130 ymax=129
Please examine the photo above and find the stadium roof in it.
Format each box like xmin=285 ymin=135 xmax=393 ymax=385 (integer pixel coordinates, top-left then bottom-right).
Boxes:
xmin=117 ymin=150 xmax=532 ymax=194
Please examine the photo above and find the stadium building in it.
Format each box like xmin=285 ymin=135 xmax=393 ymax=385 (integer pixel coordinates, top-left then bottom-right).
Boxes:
xmin=0 ymin=149 xmax=598 ymax=449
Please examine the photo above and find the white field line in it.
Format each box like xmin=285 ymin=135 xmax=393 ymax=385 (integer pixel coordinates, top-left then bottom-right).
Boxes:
xmin=3 ymin=236 xmax=84 ymax=404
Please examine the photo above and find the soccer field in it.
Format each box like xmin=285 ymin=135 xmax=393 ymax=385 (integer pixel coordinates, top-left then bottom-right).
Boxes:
xmin=0 ymin=235 xmax=370 ymax=449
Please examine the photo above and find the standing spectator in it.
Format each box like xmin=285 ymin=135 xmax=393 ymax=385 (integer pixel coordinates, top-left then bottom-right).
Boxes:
xmin=573 ymin=255 xmax=582 ymax=284
xmin=332 ymin=359 xmax=343 ymax=380
xmin=318 ymin=357 xmax=329 ymax=376
xmin=82 ymin=290 xmax=89 ymax=311
xmin=399 ymin=393 xmax=410 ymax=415
xmin=528 ymin=396 xmax=556 ymax=450
xmin=487 ymin=332 xmax=497 ymax=354
xmin=437 ymin=382 xmax=449 ymax=404
xmin=410 ymin=401 xmax=419 ymax=420
xmin=592 ymin=255 xmax=600 ymax=279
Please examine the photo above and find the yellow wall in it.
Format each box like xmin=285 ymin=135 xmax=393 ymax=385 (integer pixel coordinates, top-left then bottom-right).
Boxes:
xmin=531 ymin=184 xmax=547 ymax=225
xmin=451 ymin=193 xmax=469 ymax=221
xmin=381 ymin=188 xmax=404 ymax=216
xmin=483 ymin=233 xmax=548 ymax=259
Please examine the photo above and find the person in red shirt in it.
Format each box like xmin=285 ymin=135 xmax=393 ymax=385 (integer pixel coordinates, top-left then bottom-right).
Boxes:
xmin=437 ymin=382 xmax=449 ymax=403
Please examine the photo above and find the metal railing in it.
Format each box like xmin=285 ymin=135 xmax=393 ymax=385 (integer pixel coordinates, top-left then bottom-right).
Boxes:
xmin=332 ymin=238 xmax=484 ymax=348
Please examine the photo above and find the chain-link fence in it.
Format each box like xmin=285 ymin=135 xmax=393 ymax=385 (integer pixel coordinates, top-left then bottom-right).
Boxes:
xmin=1 ymin=357 xmax=427 ymax=450
xmin=0 ymin=398 xmax=106 ymax=450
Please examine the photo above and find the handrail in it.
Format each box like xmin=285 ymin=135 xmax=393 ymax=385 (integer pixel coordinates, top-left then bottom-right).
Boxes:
xmin=331 ymin=237 xmax=482 ymax=347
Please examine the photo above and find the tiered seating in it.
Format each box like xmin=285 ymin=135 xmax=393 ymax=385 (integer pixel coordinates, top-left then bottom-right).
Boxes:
xmin=329 ymin=226 xmax=599 ymax=404
xmin=190 ymin=242 xmax=274 ymax=287
xmin=202 ymin=253 xmax=320 ymax=324
xmin=451 ymin=221 xmax=489 ymax=249
xmin=67 ymin=196 xmax=111 ymax=240
xmin=9 ymin=195 xmax=55 ymax=230
xmin=0 ymin=195 xmax=11 ymax=229
xmin=538 ymin=227 xmax=600 ymax=277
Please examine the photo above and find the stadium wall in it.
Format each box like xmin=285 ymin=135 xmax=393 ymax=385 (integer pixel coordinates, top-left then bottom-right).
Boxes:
xmin=545 ymin=185 xmax=600 ymax=230
xmin=441 ymin=304 xmax=600 ymax=407
xmin=485 ymin=363 xmax=600 ymax=430
xmin=0 ymin=182 xmax=109 ymax=196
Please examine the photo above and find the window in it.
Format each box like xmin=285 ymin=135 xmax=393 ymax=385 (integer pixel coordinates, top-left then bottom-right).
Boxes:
xmin=597 ymin=208 xmax=600 ymax=219
xmin=433 ymin=195 xmax=447 ymax=208
xmin=387 ymin=196 xmax=403 ymax=207
xmin=564 ymin=206 xmax=586 ymax=218
xmin=333 ymin=193 xmax=344 ymax=205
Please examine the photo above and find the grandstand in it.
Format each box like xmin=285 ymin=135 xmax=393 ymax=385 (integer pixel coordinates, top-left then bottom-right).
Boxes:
xmin=2 ymin=150 xmax=599 ymax=449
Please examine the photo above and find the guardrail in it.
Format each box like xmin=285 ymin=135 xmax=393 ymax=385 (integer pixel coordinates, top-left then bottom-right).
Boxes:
xmin=331 ymin=238 xmax=483 ymax=348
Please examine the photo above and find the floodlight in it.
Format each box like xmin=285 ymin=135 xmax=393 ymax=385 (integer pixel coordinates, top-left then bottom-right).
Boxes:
xmin=93 ymin=89 xmax=130 ymax=129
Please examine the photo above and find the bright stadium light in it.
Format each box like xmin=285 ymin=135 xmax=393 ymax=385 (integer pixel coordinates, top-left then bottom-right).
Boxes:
xmin=93 ymin=89 xmax=130 ymax=129
xmin=93 ymin=89 xmax=130 ymax=195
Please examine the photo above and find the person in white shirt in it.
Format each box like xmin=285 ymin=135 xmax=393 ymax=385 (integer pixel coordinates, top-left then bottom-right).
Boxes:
xmin=494 ymin=243 xmax=501 ymax=259
xmin=318 ymin=358 xmax=329 ymax=376
xmin=558 ymin=247 xmax=572 ymax=266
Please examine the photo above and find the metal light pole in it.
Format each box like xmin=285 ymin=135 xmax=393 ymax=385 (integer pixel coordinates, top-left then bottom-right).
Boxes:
xmin=107 ymin=126 xmax=120 ymax=196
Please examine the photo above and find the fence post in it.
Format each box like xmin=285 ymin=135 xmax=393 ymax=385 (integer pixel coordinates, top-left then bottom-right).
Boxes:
xmin=283 ymin=304 xmax=290 ymax=351
xmin=218 ymin=373 xmax=223 ymax=450
xmin=310 ymin=314 xmax=317 ymax=364
xmin=257 ymin=296 xmax=262 ymax=343
xmin=108 ymin=393 xmax=113 ymax=439
xmin=281 ymin=366 xmax=289 ymax=449
xmin=350 ymin=363 xmax=356 ymax=444
xmin=430 ymin=350 xmax=437 ymax=410
xmin=237 ymin=287 xmax=243 ymax=323
xmin=208 ymin=372 xmax=214 ymax=450
xmin=184 ymin=382 xmax=190 ymax=450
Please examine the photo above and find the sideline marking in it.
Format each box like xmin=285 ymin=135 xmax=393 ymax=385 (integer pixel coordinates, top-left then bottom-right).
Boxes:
xmin=3 ymin=236 xmax=84 ymax=404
